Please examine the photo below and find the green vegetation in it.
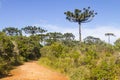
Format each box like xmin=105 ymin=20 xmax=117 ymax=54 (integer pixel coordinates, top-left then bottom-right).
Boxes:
xmin=0 ymin=32 xmax=14 ymax=77
xmin=0 ymin=8 xmax=120 ymax=80
xmin=64 ymin=7 xmax=97 ymax=43
xmin=2 ymin=27 xmax=22 ymax=36
xmin=39 ymin=40 xmax=120 ymax=80
xmin=1 ymin=25 xmax=120 ymax=80
xmin=0 ymin=26 xmax=43 ymax=77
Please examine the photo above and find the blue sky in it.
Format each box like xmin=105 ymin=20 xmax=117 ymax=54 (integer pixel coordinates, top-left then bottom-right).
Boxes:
xmin=0 ymin=0 xmax=120 ymax=43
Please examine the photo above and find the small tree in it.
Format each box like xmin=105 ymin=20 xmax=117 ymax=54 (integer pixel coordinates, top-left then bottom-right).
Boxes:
xmin=2 ymin=27 xmax=22 ymax=36
xmin=84 ymin=36 xmax=101 ymax=45
xmin=63 ymin=33 xmax=75 ymax=41
xmin=48 ymin=32 xmax=63 ymax=41
xmin=46 ymin=32 xmax=63 ymax=45
xmin=64 ymin=7 xmax=97 ymax=44
xmin=22 ymin=26 xmax=47 ymax=35
xmin=105 ymin=33 xmax=115 ymax=44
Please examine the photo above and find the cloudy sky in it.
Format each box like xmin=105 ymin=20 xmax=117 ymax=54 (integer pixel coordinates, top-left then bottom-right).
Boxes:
xmin=0 ymin=0 xmax=120 ymax=44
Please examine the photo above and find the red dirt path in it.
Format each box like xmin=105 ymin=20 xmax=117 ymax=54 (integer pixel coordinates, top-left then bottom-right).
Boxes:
xmin=1 ymin=61 xmax=68 ymax=80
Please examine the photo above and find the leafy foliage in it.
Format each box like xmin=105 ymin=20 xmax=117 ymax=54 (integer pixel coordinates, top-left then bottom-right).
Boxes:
xmin=2 ymin=27 xmax=21 ymax=36
xmin=0 ymin=32 xmax=14 ymax=76
xmin=64 ymin=7 xmax=97 ymax=42
xmin=0 ymin=31 xmax=42 ymax=77
xmin=22 ymin=26 xmax=47 ymax=35
xmin=63 ymin=33 xmax=75 ymax=41
xmin=15 ymin=35 xmax=41 ymax=61
xmin=84 ymin=36 xmax=102 ymax=45
xmin=39 ymin=41 xmax=120 ymax=80
xmin=64 ymin=7 xmax=97 ymax=23
xmin=1 ymin=25 xmax=120 ymax=80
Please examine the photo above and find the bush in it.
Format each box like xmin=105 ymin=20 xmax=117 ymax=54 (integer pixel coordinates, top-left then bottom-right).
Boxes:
xmin=70 ymin=66 xmax=90 ymax=80
xmin=39 ymin=41 xmax=120 ymax=80
xmin=15 ymin=36 xmax=41 ymax=61
xmin=0 ymin=32 xmax=14 ymax=76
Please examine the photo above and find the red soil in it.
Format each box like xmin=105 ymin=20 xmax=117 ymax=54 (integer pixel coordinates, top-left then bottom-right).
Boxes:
xmin=1 ymin=61 xmax=68 ymax=80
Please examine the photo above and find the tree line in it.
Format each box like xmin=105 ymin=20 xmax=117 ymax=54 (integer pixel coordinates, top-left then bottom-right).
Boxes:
xmin=2 ymin=26 xmax=76 ymax=45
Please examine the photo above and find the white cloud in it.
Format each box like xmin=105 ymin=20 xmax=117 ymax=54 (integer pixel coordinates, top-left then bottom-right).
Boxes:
xmin=33 ymin=23 xmax=120 ymax=44
xmin=82 ymin=26 xmax=120 ymax=44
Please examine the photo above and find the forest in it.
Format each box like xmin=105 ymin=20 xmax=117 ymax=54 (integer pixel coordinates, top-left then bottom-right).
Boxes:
xmin=0 ymin=8 xmax=120 ymax=80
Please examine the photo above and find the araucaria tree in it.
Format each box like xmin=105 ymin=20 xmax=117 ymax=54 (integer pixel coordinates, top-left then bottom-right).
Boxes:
xmin=105 ymin=33 xmax=115 ymax=44
xmin=2 ymin=27 xmax=22 ymax=36
xmin=22 ymin=26 xmax=47 ymax=35
xmin=64 ymin=7 xmax=97 ymax=44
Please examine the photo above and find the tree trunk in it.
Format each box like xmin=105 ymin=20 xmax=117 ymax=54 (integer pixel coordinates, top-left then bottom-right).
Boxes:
xmin=79 ymin=23 xmax=81 ymax=44
xmin=108 ymin=35 xmax=110 ymax=44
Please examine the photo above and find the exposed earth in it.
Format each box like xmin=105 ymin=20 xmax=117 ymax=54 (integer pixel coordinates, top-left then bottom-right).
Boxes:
xmin=1 ymin=61 xmax=68 ymax=80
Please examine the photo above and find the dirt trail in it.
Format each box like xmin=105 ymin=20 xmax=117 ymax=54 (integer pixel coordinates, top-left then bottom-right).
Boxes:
xmin=1 ymin=61 xmax=68 ymax=80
